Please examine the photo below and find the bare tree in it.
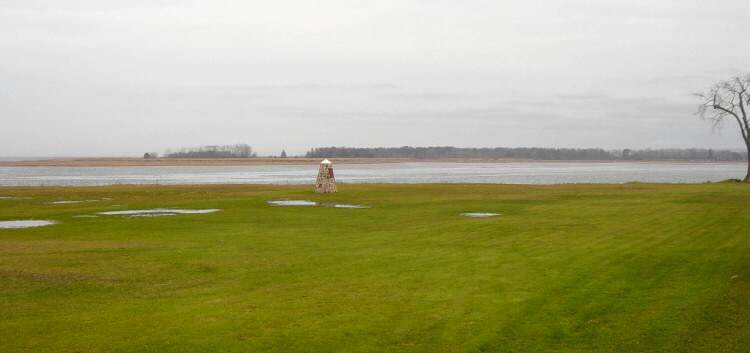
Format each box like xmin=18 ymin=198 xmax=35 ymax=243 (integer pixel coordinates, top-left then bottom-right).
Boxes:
xmin=697 ymin=74 xmax=750 ymax=182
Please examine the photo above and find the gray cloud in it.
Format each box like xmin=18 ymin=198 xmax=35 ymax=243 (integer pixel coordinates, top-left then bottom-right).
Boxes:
xmin=0 ymin=0 xmax=748 ymax=156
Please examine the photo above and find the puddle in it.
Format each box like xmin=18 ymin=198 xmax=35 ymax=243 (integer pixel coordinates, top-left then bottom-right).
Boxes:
xmin=50 ymin=199 xmax=101 ymax=205
xmin=267 ymin=200 xmax=370 ymax=209
xmin=325 ymin=204 xmax=370 ymax=209
xmin=0 ymin=220 xmax=56 ymax=229
xmin=267 ymin=200 xmax=317 ymax=206
xmin=460 ymin=213 xmax=500 ymax=218
xmin=127 ymin=213 xmax=178 ymax=218
xmin=97 ymin=208 xmax=220 ymax=216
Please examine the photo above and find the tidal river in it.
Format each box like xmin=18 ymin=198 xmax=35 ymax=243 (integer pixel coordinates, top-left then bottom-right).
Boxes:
xmin=0 ymin=162 xmax=745 ymax=187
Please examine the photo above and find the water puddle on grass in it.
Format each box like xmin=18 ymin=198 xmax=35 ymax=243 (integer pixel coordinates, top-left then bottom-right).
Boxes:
xmin=267 ymin=200 xmax=370 ymax=209
xmin=460 ymin=213 xmax=500 ymax=218
xmin=49 ymin=199 xmax=101 ymax=205
xmin=267 ymin=200 xmax=317 ymax=206
xmin=127 ymin=213 xmax=178 ymax=218
xmin=324 ymin=204 xmax=370 ymax=209
xmin=0 ymin=220 xmax=56 ymax=229
xmin=96 ymin=209 xmax=220 ymax=217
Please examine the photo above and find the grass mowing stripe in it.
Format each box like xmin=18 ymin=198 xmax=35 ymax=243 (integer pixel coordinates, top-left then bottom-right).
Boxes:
xmin=0 ymin=183 xmax=748 ymax=352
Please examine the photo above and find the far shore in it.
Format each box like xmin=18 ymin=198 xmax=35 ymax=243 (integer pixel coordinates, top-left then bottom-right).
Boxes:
xmin=0 ymin=157 xmax=745 ymax=167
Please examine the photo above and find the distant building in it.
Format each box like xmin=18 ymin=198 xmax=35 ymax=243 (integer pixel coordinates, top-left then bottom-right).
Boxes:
xmin=280 ymin=150 xmax=287 ymax=158
xmin=315 ymin=159 xmax=337 ymax=193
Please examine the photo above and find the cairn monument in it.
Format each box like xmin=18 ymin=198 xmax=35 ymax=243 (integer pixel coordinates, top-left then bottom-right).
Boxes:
xmin=315 ymin=159 xmax=337 ymax=193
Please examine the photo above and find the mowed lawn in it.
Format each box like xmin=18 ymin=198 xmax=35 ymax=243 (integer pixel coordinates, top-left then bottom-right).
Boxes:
xmin=0 ymin=183 xmax=749 ymax=353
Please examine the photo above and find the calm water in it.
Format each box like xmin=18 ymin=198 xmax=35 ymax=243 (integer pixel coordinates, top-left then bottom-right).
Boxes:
xmin=0 ymin=162 xmax=745 ymax=186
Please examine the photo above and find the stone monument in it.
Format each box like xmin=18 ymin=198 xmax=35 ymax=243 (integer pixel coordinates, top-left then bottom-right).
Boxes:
xmin=315 ymin=159 xmax=337 ymax=193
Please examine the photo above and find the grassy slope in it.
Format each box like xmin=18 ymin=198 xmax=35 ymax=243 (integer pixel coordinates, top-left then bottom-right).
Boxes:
xmin=0 ymin=183 xmax=748 ymax=353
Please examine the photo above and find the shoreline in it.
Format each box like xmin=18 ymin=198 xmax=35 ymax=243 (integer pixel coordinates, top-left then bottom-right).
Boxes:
xmin=0 ymin=157 xmax=745 ymax=167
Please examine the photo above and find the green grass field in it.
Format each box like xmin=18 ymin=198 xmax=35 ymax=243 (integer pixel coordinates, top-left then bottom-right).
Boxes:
xmin=1 ymin=183 xmax=749 ymax=352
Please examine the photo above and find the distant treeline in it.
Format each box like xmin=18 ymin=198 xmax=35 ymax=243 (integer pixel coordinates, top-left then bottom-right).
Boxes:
xmin=165 ymin=144 xmax=257 ymax=158
xmin=306 ymin=146 xmax=747 ymax=161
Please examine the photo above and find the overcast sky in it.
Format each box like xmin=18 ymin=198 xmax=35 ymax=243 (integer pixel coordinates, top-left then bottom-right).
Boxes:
xmin=1 ymin=0 xmax=748 ymax=156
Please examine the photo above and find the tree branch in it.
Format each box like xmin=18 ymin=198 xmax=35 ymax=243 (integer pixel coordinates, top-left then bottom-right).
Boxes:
xmin=713 ymin=99 xmax=749 ymax=142
xmin=740 ymin=90 xmax=750 ymax=141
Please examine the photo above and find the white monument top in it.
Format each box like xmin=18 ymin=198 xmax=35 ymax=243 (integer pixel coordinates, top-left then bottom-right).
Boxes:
xmin=321 ymin=159 xmax=332 ymax=164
